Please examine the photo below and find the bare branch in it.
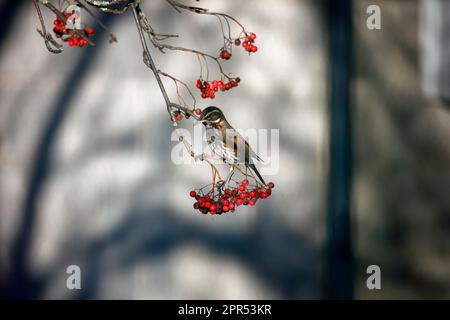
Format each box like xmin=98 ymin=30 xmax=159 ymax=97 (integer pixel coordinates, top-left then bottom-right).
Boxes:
xmin=44 ymin=1 xmax=95 ymax=46
xmin=33 ymin=0 xmax=63 ymax=54
xmin=76 ymin=0 xmax=118 ymax=43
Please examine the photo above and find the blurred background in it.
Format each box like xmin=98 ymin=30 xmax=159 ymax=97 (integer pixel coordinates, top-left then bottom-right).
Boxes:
xmin=0 ymin=0 xmax=449 ymax=299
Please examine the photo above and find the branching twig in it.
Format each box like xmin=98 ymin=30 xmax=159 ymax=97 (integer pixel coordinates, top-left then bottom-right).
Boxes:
xmin=33 ymin=0 xmax=63 ymax=54
xmin=131 ymin=3 xmax=174 ymax=121
xmin=138 ymin=10 xmax=232 ymax=81
xmin=166 ymin=0 xmax=247 ymax=32
xmin=158 ymin=71 xmax=197 ymax=109
xmin=76 ymin=0 xmax=118 ymax=43
xmin=44 ymin=1 xmax=95 ymax=46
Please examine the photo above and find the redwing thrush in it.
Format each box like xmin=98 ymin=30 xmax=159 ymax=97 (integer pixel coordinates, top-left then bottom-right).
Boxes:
xmin=199 ymin=106 xmax=266 ymax=185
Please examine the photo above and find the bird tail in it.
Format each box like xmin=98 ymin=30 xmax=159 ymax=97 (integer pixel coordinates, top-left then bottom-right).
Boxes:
xmin=248 ymin=163 xmax=266 ymax=185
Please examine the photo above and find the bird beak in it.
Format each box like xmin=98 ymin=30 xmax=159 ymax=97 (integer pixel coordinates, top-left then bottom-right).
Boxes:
xmin=197 ymin=118 xmax=207 ymax=126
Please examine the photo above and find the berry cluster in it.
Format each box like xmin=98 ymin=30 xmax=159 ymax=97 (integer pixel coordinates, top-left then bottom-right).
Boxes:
xmin=220 ymin=49 xmax=232 ymax=60
xmin=190 ymin=179 xmax=275 ymax=215
xmin=241 ymin=33 xmax=258 ymax=53
xmin=196 ymin=78 xmax=240 ymax=99
xmin=234 ymin=33 xmax=258 ymax=53
xmin=221 ymin=32 xmax=258 ymax=60
xmin=52 ymin=14 xmax=94 ymax=47
xmin=171 ymin=108 xmax=202 ymax=122
xmin=173 ymin=110 xmax=185 ymax=122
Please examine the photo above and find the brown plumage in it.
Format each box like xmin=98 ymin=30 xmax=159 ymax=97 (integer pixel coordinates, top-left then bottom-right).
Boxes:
xmin=199 ymin=106 xmax=266 ymax=185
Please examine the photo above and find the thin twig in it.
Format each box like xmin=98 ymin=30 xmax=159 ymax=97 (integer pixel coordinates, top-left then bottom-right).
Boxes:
xmin=131 ymin=3 xmax=174 ymax=121
xmin=76 ymin=0 xmax=118 ymax=43
xmin=33 ymin=0 xmax=63 ymax=54
xmin=44 ymin=1 xmax=95 ymax=46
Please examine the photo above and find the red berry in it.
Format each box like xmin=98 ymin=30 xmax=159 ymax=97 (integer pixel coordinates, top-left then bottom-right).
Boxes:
xmin=235 ymin=77 xmax=241 ymax=83
xmin=249 ymin=33 xmax=256 ymax=40
xmin=251 ymin=45 xmax=258 ymax=53
xmin=222 ymin=205 xmax=229 ymax=212
xmin=268 ymin=182 xmax=275 ymax=189
xmin=195 ymin=108 xmax=202 ymax=115
xmin=239 ymin=192 xmax=247 ymax=200
xmin=238 ymin=185 xmax=245 ymax=191
xmin=220 ymin=50 xmax=231 ymax=60
xmin=210 ymin=205 xmax=217 ymax=212
xmin=190 ymin=191 xmax=197 ymax=198
xmin=242 ymin=179 xmax=249 ymax=185
xmin=86 ymin=27 xmax=94 ymax=36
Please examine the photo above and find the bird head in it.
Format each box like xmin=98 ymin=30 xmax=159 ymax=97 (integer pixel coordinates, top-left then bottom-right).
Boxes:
xmin=199 ymin=106 xmax=226 ymax=127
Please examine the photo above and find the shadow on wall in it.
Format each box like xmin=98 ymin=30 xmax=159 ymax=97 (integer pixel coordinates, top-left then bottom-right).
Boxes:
xmin=1 ymin=10 xmax=117 ymax=299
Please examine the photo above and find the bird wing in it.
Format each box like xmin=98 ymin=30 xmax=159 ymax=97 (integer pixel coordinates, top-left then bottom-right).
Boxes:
xmin=224 ymin=127 xmax=264 ymax=164
xmin=206 ymin=127 xmax=239 ymax=163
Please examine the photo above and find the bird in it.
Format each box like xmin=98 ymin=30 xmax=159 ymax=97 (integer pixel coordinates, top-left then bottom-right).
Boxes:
xmin=199 ymin=106 xmax=266 ymax=185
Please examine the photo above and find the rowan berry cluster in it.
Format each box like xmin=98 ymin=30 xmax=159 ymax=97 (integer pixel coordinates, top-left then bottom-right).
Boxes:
xmin=52 ymin=14 xmax=94 ymax=47
xmin=241 ymin=33 xmax=258 ymax=53
xmin=190 ymin=179 xmax=275 ymax=215
xmin=220 ymin=49 xmax=232 ymax=60
xmin=196 ymin=78 xmax=240 ymax=99
xmin=173 ymin=110 xmax=185 ymax=122
xmin=233 ymin=33 xmax=258 ymax=53
xmin=171 ymin=108 xmax=202 ymax=122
